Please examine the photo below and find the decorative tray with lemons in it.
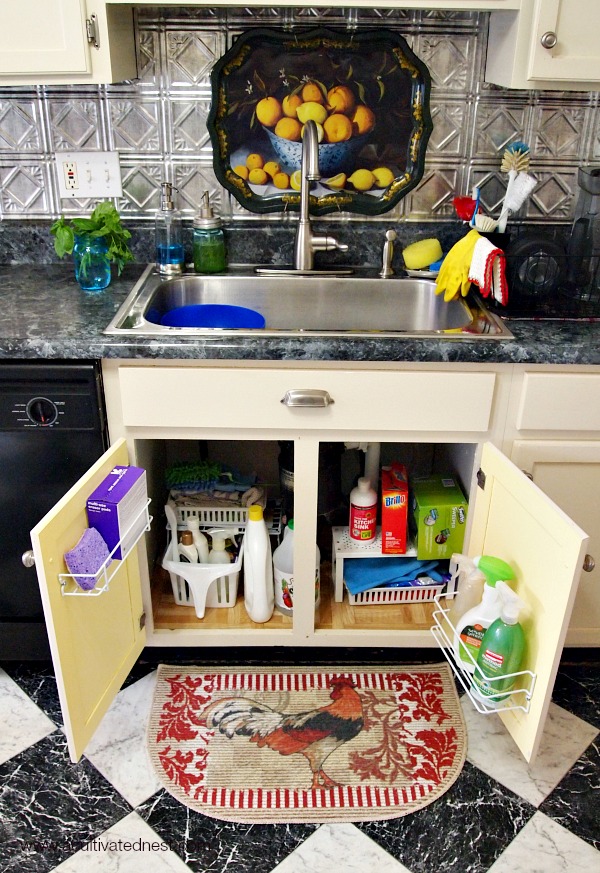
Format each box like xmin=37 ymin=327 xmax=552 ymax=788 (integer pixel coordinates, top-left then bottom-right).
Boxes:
xmin=207 ymin=27 xmax=432 ymax=216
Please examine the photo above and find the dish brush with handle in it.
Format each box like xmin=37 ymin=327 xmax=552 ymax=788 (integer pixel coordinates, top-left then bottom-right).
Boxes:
xmin=497 ymin=142 xmax=537 ymax=233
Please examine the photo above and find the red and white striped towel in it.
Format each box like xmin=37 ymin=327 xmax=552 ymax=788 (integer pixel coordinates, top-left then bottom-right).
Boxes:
xmin=468 ymin=236 xmax=508 ymax=305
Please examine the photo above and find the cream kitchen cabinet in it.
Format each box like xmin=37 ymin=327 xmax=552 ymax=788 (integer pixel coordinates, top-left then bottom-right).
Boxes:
xmin=486 ymin=1 xmax=600 ymax=90
xmin=30 ymin=359 xmax=588 ymax=767
xmin=0 ymin=0 xmax=135 ymax=85
xmin=506 ymin=368 xmax=600 ymax=647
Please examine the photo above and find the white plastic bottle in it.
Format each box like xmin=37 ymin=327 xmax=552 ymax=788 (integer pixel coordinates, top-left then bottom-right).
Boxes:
xmin=446 ymin=553 xmax=486 ymax=627
xmin=185 ymin=518 xmax=210 ymax=563
xmin=208 ymin=530 xmax=231 ymax=564
xmin=178 ymin=530 xmax=198 ymax=563
xmin=272 ymin=519 xmax=321 ymax=616
xmin=243 ymin=505 xmax=274 ymax=623
xmin=349 ymin=476 xmax=378 ymax=542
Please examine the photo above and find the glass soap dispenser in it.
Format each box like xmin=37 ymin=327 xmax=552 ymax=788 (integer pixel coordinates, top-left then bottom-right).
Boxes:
xmin=155 ymin=182 xmax=184 ymax=275
xmin=193 ymin=191 xmax=226 ymax=274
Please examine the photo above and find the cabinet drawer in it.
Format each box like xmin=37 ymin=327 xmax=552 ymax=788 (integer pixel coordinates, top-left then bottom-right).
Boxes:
xmin=118 ymin=367 xmax=496 ymax=433
xmin=517 ymin=373 xmax=600 ymax=431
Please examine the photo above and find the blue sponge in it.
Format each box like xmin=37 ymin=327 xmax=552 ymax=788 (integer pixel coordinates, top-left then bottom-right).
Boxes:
xmin=64 ymin=527 xmax=110 ymax=590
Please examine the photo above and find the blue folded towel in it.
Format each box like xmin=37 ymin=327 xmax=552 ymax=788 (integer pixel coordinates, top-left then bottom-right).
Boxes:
xmin=344 ymin=557 xmax=443 ymax=595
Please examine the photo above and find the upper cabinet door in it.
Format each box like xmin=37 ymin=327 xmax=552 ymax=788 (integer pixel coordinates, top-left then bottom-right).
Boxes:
xmin=529 ymin=0 xmax=600 ymax=81
xmin=0 ymin=0 xmax=90 ymax=76
xmin=30 ymin=438 xmax=146 ymax=763
xmin=468 ymin=443 xmax=588 ymax=763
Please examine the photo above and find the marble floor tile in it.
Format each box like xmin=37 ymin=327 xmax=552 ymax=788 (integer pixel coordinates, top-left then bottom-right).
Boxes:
xmin=0 ymin=667 xmax=56 ymax=765
xmin=0 ymin=731 xmax=131 ymax=873
xmin=0 ymin=662 xmax=62 ymax=724
xmin=540 ymin=735 xmax=600 ymax=851
xmin=50 ymin=811 xmax=194 ymax=873
xmin=270 ymin=822 xmax=411 ymax=872
xmin=487 ymin=810 xmax=600 ymax=872
xmin=358 ymin=761 xmax=536 ymax=873
xmin=83 ymin=670 xmax=161 ymax=808
xmin=462 ymin=700 xmax=599 ymax=806
xmin=138 ymin=789 xmax=319 ymax=873
xmin=551 ymin=663 xmax=600 ymax=729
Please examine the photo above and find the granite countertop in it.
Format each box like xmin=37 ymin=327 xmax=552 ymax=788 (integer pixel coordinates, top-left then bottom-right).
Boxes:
xmin=1 ymin=263 xmax=599 ymax=365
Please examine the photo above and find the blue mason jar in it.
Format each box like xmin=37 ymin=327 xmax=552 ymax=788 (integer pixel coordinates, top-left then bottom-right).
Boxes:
xmin=73 ymin=234 xmax=111 ymax=291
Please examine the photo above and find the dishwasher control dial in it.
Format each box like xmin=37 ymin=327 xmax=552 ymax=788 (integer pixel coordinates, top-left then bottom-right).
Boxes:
xmin=26 ymin=396 xmax=58 ymax=426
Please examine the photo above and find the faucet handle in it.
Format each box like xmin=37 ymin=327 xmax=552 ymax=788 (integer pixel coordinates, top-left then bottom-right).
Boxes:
xmin=379 ymin=229 xmax=397 ymax=278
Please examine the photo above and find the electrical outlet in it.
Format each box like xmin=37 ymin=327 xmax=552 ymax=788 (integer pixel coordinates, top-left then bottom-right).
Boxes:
xmin=55 ymin=151 xmax=123 ymax=199
xmin=63 ymin=161 xmax=78 ymax=190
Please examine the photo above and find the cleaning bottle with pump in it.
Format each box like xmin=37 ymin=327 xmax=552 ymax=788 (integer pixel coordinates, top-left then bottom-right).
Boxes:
xmin=471 ymin=581 xmax=527 ymax=707
xmin=193 ymin=191 xmax=226 ymax=274
xmin=185 ymin=517 xmax=210 ymax=563
xmin=207 ymin=530 xmax=231 ymax=565
xmin=243 ymin=504 xmax=274 ymax=623
xmin=446 ymin=553 xmax=486 ymax=627
xmin=453 ymin=555 xmax=515 ymax=674
xmin=155 ymin=182 xmax=184 ymax=275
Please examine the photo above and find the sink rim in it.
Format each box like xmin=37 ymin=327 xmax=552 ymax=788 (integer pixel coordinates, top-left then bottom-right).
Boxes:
xmin=104 ymin=264 xmax=514 ymax=340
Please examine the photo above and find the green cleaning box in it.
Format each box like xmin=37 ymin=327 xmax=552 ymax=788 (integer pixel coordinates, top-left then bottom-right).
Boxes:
xmin=410 ymin=474 xmax=468 ymax=559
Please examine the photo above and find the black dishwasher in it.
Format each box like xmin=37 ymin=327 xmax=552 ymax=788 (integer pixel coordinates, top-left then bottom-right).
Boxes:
xmin=0 ymin=362 xmax=108 ymax=659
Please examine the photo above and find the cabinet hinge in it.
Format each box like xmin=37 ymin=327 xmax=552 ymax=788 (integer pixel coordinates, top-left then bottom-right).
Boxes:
xmin=86 ymin=14 xmax=100 ymax=50
xmin=139 ymin=612 xmax=146 ymax=630
xmin=477 ymin=469 xmax=486 ymax=490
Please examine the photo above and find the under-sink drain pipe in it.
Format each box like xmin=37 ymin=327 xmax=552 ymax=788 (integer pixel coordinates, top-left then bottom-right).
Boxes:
xmin=345 ymin=442 xmax=381 ymax=490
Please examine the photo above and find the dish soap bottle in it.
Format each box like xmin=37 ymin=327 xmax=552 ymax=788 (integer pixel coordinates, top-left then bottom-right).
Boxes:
xmin=471 ymin=581 xmax=527 ymax=708
xmin=155 ymin=182 xmax=184 ymax=275
xmin=193 ymin=191 xmax=226 ymax=274
xmin=243 ymin=504 xmax=274 ymax=623
xmin=453 ymin=555 xmax=515 ymax=674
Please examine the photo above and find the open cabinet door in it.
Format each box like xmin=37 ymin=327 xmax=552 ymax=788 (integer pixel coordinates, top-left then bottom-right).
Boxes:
xmin=30 ymin=438 xmax=146 ymax=762
xmin=468 ymin=443 xmax=588 ymax=763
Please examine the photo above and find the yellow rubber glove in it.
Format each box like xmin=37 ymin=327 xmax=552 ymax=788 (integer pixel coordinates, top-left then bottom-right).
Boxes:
xmin=435 ymin=229 xmax=481 ymax=302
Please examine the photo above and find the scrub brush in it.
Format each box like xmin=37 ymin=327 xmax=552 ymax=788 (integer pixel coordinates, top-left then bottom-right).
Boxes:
xmin=497 ymin=142 xmax=536 ymax=233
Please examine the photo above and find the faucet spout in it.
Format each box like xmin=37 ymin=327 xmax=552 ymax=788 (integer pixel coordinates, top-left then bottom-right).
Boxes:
xmin=293 ymin=120 xmax=346 ymax=272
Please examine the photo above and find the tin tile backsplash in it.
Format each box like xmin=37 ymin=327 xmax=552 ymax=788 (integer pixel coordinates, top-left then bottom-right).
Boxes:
xmin=0 ymin=6 xmax=598 ymax=224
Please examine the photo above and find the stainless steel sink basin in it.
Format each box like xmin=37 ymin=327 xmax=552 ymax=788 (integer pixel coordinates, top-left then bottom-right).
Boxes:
xmin=105 ymin=265 xmax=513 ymax=339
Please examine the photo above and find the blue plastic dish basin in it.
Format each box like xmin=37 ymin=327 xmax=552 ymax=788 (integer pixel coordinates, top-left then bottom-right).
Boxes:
xmin=160 ymin=304 xmax=266 ymax=329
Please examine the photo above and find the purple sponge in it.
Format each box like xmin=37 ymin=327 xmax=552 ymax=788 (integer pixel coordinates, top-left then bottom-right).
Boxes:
xmin=64 ymin=527 xmax=111 ymax=590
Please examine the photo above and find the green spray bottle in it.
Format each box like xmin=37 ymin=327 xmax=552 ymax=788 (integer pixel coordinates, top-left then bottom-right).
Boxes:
xmin=471 ymin=581 xmax=527 ymax=708
xmin=453 ymin=556 xmax=516 ymax=674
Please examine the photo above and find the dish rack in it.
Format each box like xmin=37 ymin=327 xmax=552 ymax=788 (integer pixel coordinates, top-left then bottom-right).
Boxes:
xmin=332 ymin=526 xmax=453 ymax=605
xmin=431 ymin=592 xmax=537 ymax=715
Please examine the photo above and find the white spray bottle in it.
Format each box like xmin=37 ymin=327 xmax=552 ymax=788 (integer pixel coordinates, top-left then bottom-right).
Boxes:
xmin=208 ymin=529 xmax=231 ymax=564
xmin=446 ymin=553 xmax=486 ymax=627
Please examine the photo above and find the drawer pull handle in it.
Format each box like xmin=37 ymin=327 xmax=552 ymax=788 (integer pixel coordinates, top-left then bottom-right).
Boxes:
xmin=281 ymin=389 xmax=334 ymax=408
xmin=583 ymin=554 xmax=596 ymax=573
xmin=540 ymin=30 xmax=558 ymax=49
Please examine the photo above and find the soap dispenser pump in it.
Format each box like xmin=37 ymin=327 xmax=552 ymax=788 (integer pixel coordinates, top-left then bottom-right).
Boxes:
xmin=155 ymin=181 xmax=184 ymax=275
xmin=193 ymin=190 xmax=226 ymax=274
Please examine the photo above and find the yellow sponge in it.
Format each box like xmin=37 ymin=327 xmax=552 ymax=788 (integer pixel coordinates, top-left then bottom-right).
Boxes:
xmin=402 ymin=238 xmax=443 ymax=271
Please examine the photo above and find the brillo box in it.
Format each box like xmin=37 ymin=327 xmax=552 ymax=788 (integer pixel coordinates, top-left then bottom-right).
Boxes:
xmin=381 ymin=462 xmax=409 ymax=554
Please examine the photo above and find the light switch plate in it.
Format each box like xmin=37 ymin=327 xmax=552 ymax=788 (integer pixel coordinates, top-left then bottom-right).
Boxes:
xmin=55 ymin=151 xmax=123 ymax=199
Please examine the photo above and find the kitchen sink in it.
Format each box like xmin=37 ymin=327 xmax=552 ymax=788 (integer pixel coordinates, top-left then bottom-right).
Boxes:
xmin=104 ymin=265 xmax=513 ymax=339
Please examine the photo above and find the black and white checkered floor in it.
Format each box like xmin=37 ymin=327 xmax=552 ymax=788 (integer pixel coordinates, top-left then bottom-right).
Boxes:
xmin=1 ymin=652 xmax=598 ymax=873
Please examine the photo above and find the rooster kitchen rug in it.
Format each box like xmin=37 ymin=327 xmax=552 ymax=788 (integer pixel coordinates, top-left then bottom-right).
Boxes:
xmin=147 ymin=664 xmax=466 ymax=823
